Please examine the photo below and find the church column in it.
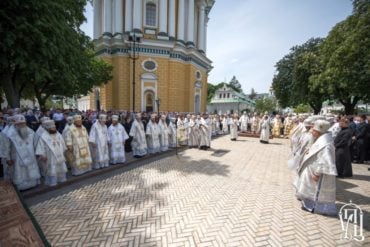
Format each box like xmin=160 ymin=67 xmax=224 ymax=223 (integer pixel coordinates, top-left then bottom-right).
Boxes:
xmin=177 ymin=0 xmax=185 ymax=43
xmin=125 ymin=0 xmax=133 ymax=33
xmin=158 ymin=0 xmax=168 ymax=36
xmin=133 ymin=0 xmax=142 ymax=33
xmin=186 ymin=0 xmax=195 ymax=46
xmin=204 ymin=16 xmax=209 ymax=53
xmin=197 ymin=1 xmax=205 ymax=52
xmin=103 ymin=0 xmax=112 ymax=37
xmin=93 ymin=0 xmax=102 ymax=39
xmin=168 ymin=0 xmax=176 ymax=39
xmin=114 ymin=0 xmax=123 ymax=37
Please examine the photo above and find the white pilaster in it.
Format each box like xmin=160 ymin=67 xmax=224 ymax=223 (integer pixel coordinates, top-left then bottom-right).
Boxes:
xmin=125 ymin=0 xmax=133 ymax=32
xmin=177 ymin=0 xmax=185 ymax=42
xmin=168 ymin=0 xmax=176 ymax=39
xmin=114 ymin=0 xmax=123 ymax=36
xmin=186 ymin=0 xmax=195 ymax=46
xmin=93 ymin=0 xmax=102 ymax=39
xmin=197 ymin=3 xmax=205 ymax=51
xmin=103 ymin=0 xmax=112 ymax=36
xmin=158 ymin=0 xmax=168 ymax=36
xmin=133 ymin=0 xmax=142 ymax=33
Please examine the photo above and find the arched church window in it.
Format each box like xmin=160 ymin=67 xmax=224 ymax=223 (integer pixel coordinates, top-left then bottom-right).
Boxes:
xmin=145 ymin=2 xmax=157 ymax=27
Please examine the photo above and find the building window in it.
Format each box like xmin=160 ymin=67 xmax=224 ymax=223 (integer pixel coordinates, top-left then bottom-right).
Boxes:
xmin=196 ymin=71 xmax=201 ymax=80
xmin=142 ymin=59 xmax=157 ymax=72
xmin=227 ymin=93 xmax=230 ymax=98
xmin=145 ymin=2 xmax=157 ymax=27
xmin=219 ymin=94 xmax=222 ymax=99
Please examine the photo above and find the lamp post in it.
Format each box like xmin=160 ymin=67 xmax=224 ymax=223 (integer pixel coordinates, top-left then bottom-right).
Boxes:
xmin=156 ymin=98 xmax=161 ymax=114
xmin=128 ymin=33 xmax=141 ymax=112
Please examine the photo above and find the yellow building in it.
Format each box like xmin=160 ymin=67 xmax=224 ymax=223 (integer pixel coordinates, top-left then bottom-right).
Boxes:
xmin=91 ymin=0 xmax=214 ymax=112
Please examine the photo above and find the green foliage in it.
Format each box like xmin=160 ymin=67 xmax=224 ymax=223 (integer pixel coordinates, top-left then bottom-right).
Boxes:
xmin=255 ymin=97 xmax=276 ymax=114
xmin=229 ymin=76 xmax=242 ymax=93
xmin=0 ymin=0 xmax=113 ymax=109
xmin=293 ymin=104 xmax=312 ymax=113
xmin=272 ymin=38 xmax=328 ymax=114
xmin=249 ymin=88 xmax=257 ymax=100
xmin=310 ymin=1 xmax=370 ymax=114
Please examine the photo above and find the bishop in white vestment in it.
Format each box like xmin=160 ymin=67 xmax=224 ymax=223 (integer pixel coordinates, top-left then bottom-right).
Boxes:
xmin=296 ymin=120 xmax=337 ymax=216
xmin=6 ymin=115 xmax=40 ymax=190
xmin=89 ymin=114 xmax=110 ymax=169
xmin=129 ymin=113 xmax=147 ymax=158
xmin=36 ymin=120 xmax=68 ymax=186
xmin=158 ymin=115 xmax=170 ymax=152
xmin=65 ymin=115 xmax=92 ymax=175
xmin=146 ymin=114 xmax=161 ymax=154
xmin=108 ymin=115 xmax=129 ymax=164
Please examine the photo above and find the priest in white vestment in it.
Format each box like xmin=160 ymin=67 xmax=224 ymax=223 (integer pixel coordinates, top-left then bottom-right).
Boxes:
xmin=198 ymin=116 xmax=210 ymax=150
xmin=229 ymin=115 xmax=239 ymax=141
xmin=251 ymin=113 xmax=259 ymax=134
xmin=296 ymin=120 xmax=337 ymax=216
xmin=65 ymin=115 xmax=92 ymax=175
xmin=6 ymin=115 xmax=40 ymax=190
xmin=146 ymin=114 xmax=161 ymax=154
xmin=129 ymin=113 xmax=148 ymax=158
xmin=259 ymin=115 xmax=270 ymax=144
xmin=239 ymin=112 xmax=249 ymax=132
xmin=176 ymin=115 xmax=187 ymax=146
xmin=108 ymin=115 xmax=129 ymax=164
xmin=0 ymin=116 xmax=13 ymax=181
xmin=188 ymin=115 xmax=199 ymax=148
xmin=168 ymin=118 xmax=177 ymax=148
xmin=158 ymin=114 xmax=170 ymax=152
xmin=62 ymin=116 xmax=73 ymax=139
xmin=222 ymin=116 xmax=229 ymax=134
xmin=89 ymin=114 xmax=110 ymax=169
xmin=33 ymin=116 xmax=50 ymax=148
xmin=35 ymin=120 xmax=68 ymax=186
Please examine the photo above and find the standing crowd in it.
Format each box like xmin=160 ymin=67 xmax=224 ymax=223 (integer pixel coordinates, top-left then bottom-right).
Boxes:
xmin=0 ymin=107 xmax=369 ymax=206
xmin=287 ymin=114 xmax=370 ymax=215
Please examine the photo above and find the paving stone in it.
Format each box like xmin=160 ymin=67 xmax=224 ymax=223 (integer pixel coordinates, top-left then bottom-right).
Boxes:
xmin=28 ymin=136 xmax=370 ymax=246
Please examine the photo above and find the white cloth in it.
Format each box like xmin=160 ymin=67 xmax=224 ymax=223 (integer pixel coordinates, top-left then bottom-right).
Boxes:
xmin=89 ymin=122 xmax=110 ymax=169
xmin=187 ymin=119 xmax=199 ymax=147
xmin=229 ymin=119 xmax=239 ymax=140
xmin=259 ymin=119 xmax=270 ymax=142
xmin=108 ymin=123 xmax=129 ymax=164
xmin=34 ymin=125 xmax=46 ymax=148
xmin=0 ymin=126 xmax=12 ymax=181
xmin=176 ymin=118 xmax=187 ymax=145
xmin=146 ymin=121 xmax=161 ymax=153
xmin=158 ymin=120 xmax=170 ymax=152
xmin=129 ymin=119 xmax=147 ymax=156
xmin=328 ymin=122 xmax=341 ymax=139
xmin=239 ymin=115 xmax=249 ymax=132
xmin=251 ymin=117 xmax=259 ymax=133
xmin=35 ymin=131 xmax=68 ymax=186
xmin=168 ymin=121 xmax=177 ymax=148
xmin=296 ymin=133 xmax=337 ymax=204
xmin=7 ymin=127 xmax=40 ymax=190
xmin=222 ymin=118 xmax=229 ymax=133
xmin=198 ymin=118 xmax=210 ymax=147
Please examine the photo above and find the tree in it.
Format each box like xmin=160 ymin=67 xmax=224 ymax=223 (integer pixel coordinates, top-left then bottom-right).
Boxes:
xmin=272 ymin=38 xmax=329 ymax=114
xmin=249 ymin=88 xmax=257 ymax=100
xmin=0 ymin=0 xmax=112 ymax=109
xmin=271 ymin=53 xmax=294 ymax=108
xmin=255 ymin=97 xmax=276 ymax=114
xmin=294 ymin=104 xmax=312 ymax=113
xmin=310 ymin=1 xmax=370 ymax=114
xmin=229 ymin=76 xmax=242 ymax=93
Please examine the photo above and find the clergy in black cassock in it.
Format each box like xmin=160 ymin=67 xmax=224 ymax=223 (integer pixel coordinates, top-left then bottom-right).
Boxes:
xmin=334 ymin=118 xmax=353 ymax=178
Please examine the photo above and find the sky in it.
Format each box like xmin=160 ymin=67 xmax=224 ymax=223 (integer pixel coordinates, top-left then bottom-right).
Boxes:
xmin=80 ymin=0 xmax=353 ymax=94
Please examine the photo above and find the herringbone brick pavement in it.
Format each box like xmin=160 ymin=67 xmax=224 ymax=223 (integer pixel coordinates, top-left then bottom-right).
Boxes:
xmin=29 ymin=136 xmax=370 ymax=246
